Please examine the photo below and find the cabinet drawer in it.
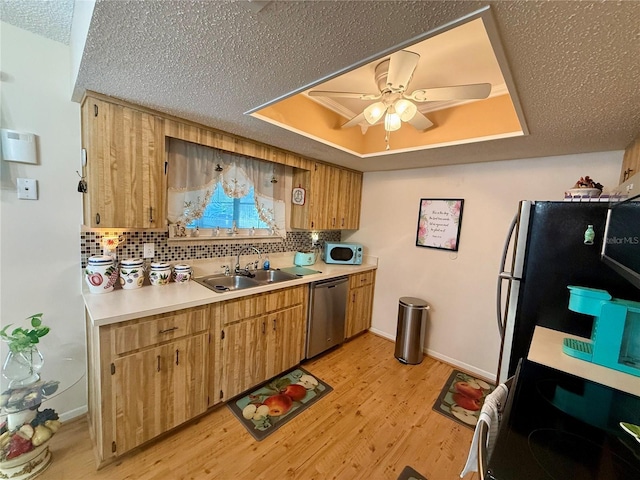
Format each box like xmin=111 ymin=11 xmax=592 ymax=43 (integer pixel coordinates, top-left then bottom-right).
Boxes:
xmin=349 ymin=270 xmax=374 ymax=288
xmin=113 ymin=306 xmax=208 ymax=355
xmin=216 ymin=285 xmax=306 ymax=326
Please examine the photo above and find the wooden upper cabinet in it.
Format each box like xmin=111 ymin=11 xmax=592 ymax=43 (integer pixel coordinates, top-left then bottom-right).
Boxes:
xmin=620 ymin=135 xmax=640 ymax=185
xmin=338 ymin=169 xmax=363 ymax=230
xmin=81 ymin=96 xmax=166 ymax=228
xmin=290 ymin=163 xmax=362 ymax=230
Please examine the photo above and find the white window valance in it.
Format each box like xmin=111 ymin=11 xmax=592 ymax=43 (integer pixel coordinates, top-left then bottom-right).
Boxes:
xmin=167 ymin=139 xmax=290 ymax=238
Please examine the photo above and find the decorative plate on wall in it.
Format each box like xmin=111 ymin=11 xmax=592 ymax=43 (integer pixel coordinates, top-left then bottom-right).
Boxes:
xmin=292 ymin=187 xmax=306 ymax=205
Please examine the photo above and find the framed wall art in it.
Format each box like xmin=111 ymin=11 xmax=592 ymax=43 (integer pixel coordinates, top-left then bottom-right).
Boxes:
xmin=415 ymin=198 xmax=464 ymax=251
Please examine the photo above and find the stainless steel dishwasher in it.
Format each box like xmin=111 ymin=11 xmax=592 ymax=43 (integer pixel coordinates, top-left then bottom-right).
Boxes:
xmin=306 ymin=276 xmax=349 ymax=359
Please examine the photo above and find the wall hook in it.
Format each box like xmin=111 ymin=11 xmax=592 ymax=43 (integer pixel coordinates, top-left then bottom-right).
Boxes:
xmin=76 ymin=170 xmax=87 ymax=193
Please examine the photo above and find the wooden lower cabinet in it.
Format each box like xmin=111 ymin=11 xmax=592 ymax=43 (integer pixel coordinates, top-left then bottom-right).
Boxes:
xmin=86 ymin=305 xmax=210 ymax=466
xmin=86 ymin=284 xmax=309 ymax=466
xmin=214 ymin=286 xmax=307 ymax=401
xmin=112 ymin=333 xmax=208 ymax=454
xmin=345 ymin=270 xmax=376 ymax=339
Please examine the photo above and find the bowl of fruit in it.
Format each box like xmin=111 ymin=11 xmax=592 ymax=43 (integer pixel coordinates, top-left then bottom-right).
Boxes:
xmin=566 ymin=176 xmax=604 ymax=198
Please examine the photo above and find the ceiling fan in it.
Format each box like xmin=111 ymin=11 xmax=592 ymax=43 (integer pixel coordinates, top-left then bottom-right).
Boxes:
xmin=309 ymin=50 xmax=492 ymax=135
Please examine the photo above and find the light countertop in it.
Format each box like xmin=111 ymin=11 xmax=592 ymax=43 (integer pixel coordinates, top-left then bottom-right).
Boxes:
xmin=83 ymin=253 xmax=377 ymax=327
xmin=529 ymin=326 xmax=640 ymax=397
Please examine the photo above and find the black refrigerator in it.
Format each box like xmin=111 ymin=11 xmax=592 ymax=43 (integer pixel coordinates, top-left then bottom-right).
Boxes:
xmin=496 ymin=200 xmax=640 ymax=384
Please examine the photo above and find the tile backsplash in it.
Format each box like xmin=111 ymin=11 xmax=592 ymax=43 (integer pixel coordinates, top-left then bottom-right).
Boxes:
xmin=80 ymin=230 xmax=340 ymax=268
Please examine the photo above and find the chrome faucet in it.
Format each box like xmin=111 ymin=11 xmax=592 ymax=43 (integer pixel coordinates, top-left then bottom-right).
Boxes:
xmin=235 ymin=246 xmax=262 ymax=277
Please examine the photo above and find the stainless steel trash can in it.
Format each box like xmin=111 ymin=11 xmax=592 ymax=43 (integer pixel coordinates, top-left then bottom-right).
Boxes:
xmin=394 ymin=297 xmax=430 ymax=364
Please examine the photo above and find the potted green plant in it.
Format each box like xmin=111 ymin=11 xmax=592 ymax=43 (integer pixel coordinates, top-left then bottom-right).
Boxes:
xmin=0 ymin=313 xmax=49 ymax=387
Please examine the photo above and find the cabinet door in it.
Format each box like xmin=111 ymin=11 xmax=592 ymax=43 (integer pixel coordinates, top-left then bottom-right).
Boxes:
xmin=342 ymin=170 xmax=362 ymax=229
xmin=324 ymin=165 xmax=341 ymax=230
xmin=112 ymin=333 xmax=208 ymax=454
xmin=267 ymin=305 xmax=305 ymax=378
xmin=219 ymin=316 xmax=268 ymax=400
xmin=82 ymin=97 xmax=166 ymax=228
xmin=620 ymin=136 xmax=640 ymax=184
xmin=308 ymin=162 xmax=331 ymax=230
xmin=346 ymin=284 xmax=373 ymax=339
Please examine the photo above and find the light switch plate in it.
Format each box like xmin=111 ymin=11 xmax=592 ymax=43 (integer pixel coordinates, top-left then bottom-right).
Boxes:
xmin=143 ymin=243 xmax=155 ymax=258
xmin=17 ymin=178 xmax=38 ymax=200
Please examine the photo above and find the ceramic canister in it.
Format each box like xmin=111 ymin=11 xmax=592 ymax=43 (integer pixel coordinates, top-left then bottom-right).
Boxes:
xmin=85 ymin=255 xmax=117 ymax=294
xmin=149 ymin=262 xmax=171 ymax=286
xmin=172 ymin=264 xmax=192 ymax=284
xmin=119 ymin=258 xmax=145 ymax=290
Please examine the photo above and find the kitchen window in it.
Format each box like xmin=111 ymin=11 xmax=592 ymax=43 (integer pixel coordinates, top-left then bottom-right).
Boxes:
xmin=166 ymin=139 xmax=291 ymax=238
xmin=186 ymin=185 xmax=269 ymax=231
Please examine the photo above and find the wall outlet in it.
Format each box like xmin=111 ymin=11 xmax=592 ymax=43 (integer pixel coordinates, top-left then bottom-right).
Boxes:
xmin=17 ymin=178 xmax=38 ymax=200
xmin=143 ymin=243 xmax=155 ymax=258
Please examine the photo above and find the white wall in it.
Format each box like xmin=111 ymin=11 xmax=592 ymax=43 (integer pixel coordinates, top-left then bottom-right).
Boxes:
xmin=345 ymin=152 xmax=622 ymax=380
xmin=1 ymin=23 xmax=85 ymax=419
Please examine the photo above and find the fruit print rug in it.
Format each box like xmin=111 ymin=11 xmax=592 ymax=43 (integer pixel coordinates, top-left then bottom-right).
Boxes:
xmin=227 ymin=367 xmax=333 ymax=441
xmin=432 ymin=370 xmax=495 ymax=429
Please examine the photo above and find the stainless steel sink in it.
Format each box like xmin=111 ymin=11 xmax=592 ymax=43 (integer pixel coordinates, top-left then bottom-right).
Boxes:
xmin=194 ymin=274 xmax=259 ymax=293
xmin=194 ymin=270 xmax=299 ymax=293
xmin=251 ymin=269 xmax=299 ymax=284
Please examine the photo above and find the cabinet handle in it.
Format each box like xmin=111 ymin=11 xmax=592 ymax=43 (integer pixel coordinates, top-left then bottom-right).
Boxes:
xmin=623 ymin=168 xmax=635 ymax=182
xmin=273 ymin=318 xmax=277 ymax=331
xmin=149 ymin=207 xmax=154 ymax=223
xmin=262 ymin=321 xmax=266 ymax=334
xmin=352 ymin=293 xmax=356 ymax=302
xmin=342 ymin=218 xmax=345 ymax=227
xmin=96 ymin=213 xmax=100 ymax=225
xmin=159 ymin=326 xmax=178 ymax=334
xmin=176 ymin=349 xmax=179 ymax=365
xmin=94 ymin=104 xmax=98 ymax=117
xmin=157 ymin=355 xmax=161 ymax=372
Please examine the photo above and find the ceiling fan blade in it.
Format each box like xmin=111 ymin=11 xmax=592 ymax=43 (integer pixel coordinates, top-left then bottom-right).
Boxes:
xmin=406 ymin=83 xmax=492 ymax=102
xmin=341 ymin=112 xmax=367 ymax=129
xmin=406 ymin=111 xmax=434 ymax=131
xmin=308 ymin=90 xmax=382 ymax=101
xmin=386 ymin=50 xmax=420 ymax=91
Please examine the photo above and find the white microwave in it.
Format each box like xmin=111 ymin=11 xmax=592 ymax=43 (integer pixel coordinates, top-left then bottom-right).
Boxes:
xmin=323 ymin=242 xmax=363 ymax=265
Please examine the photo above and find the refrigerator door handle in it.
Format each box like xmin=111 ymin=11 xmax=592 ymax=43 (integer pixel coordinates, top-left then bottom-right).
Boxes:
xmin=497 ymin=215 xmax=518 ymax=338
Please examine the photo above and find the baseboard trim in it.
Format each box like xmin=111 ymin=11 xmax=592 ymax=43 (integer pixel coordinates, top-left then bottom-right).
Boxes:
xmin=59 ymin=405 xmax=88 ymax=423
xmin=367 ymin=328 xmax=495 ymax=383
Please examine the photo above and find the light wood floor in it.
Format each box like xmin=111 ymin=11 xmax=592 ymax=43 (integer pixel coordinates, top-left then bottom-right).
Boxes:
xmin=45 ymin=333 xmax=479 ymax=480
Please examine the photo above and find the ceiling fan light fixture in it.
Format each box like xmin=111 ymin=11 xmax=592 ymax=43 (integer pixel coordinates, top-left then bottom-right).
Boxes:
xmin=384 ymin=107 xmax=401 ymax=132
xmin=394 ymin=99 xmax=417 ymax=122
xmin=363 ymin=102 xmax=385 ymax=125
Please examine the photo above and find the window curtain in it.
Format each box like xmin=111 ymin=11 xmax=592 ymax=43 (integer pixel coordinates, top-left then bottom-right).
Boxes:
xmin=167 ymin=139 xmax=289 ymax=238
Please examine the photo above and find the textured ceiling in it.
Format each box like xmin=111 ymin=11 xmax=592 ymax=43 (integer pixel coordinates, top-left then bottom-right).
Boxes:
xmin=0 ymin=0 xmax=74 ymax=45
xmin=3 ymin=0 xmax=640 ymax=172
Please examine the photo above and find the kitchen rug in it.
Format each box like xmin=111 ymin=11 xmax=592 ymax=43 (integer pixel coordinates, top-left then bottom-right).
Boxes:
xmin=432 ymin=370 xmax=495 ymax=429
xmin=397 ymin=465 xmax=428 ymax=480
xmin=227 ymin=367 xmax=333 ymax=441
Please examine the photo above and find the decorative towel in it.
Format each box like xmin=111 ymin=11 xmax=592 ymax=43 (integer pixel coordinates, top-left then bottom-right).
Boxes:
xmin=460 ymin=383 xmax=509 ymax=478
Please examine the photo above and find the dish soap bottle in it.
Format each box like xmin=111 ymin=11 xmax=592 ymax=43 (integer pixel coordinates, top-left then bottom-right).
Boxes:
xmin=263 ymin=256 xmax=270 ymax=270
